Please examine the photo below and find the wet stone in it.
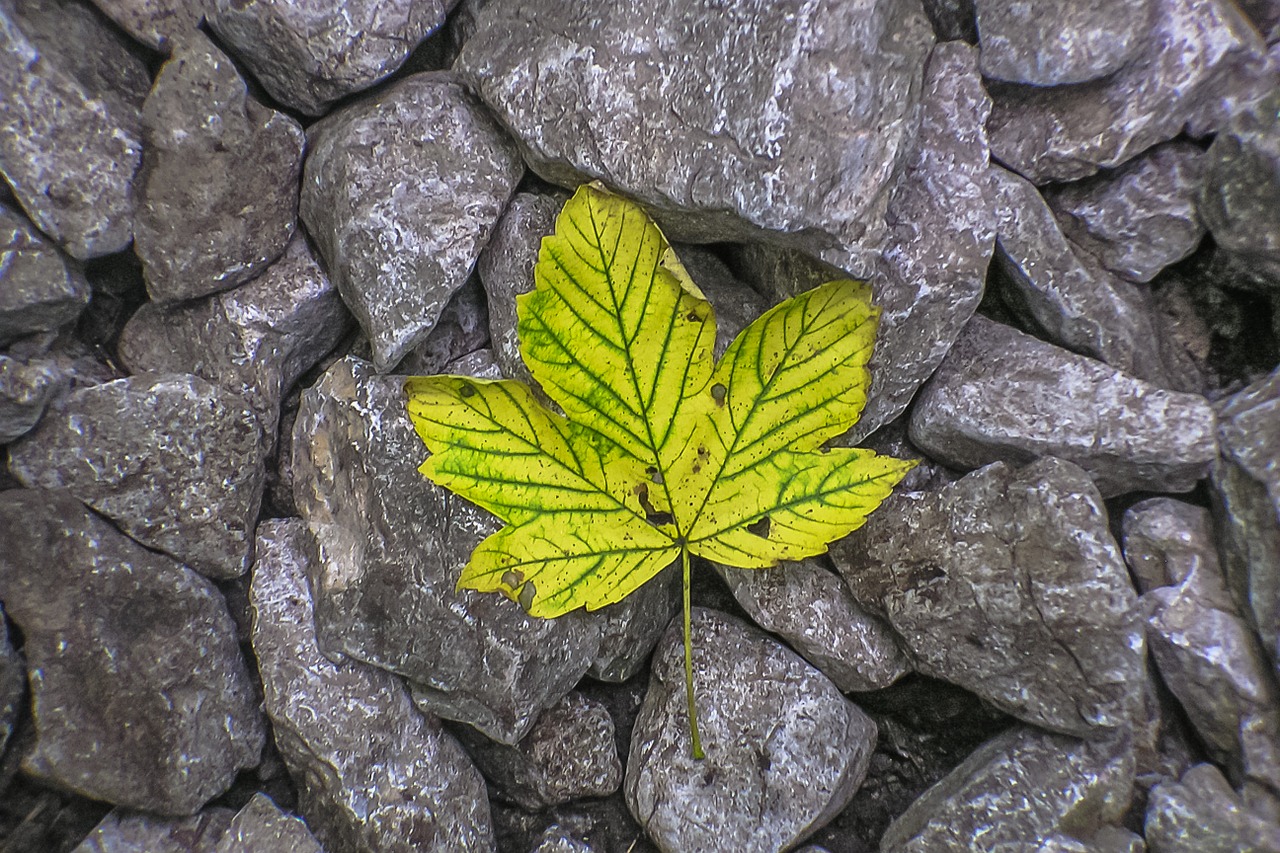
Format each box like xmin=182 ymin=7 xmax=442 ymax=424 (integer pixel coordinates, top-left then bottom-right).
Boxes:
xmin=975 ymin=0 xmax=1150 ymax=86
xmin=0 ymin=489 xmax=264 ymax=815
xmin=0 ymin=205 xmax=91 ymax=344
xmin=8 ymin=373 xmax=268 ymax=580
xmin=72 ymin=809 xmax=235 ymax=853
xmin=86 ymin=0 xmax=204 ymax=50
xmin=0 ymin=354 xmax=64 ymax=444
xmin=250 ymin=518 xmax=495 ymax=852
xmin=908 ymin=315 xmax=1218 ymax=498
xmin=1145 ymin=763 xmax=1280 ymax=853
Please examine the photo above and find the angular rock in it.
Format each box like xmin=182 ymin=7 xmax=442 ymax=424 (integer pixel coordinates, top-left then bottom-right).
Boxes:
xmin=394 ymin=277 xmax=490 ymax=377
xmin=1145 ymin=763 xmax=1280 ymax=852
xmin=0 ymin=606 xmax=21 ymax=758
xmin=1046 ymin=142 xmax=1207 ymax=284
xmin=882 ymin=727 xmax=1133 ymax=852
xmin=135 ymin=31 xmax=305 ymax=303
xmin=213 ymin=794 xmax=323 ymax=853
xmin=625 ymin=608 xmax=877 ymax=853
xmin=835 ymin=458 xmax=1145 ymax=736
xmin=587 ymin=565 xmax=679 ymax=683
xmin=677 ymin=246 xmax=769 ymax=358
xmin=207 ymin=0 xmax=449 ymax=116
xmin=292 ymin=356 xmax=600 ymax=743
xmin=459 ymin=0 xmax=934 ymax=268
xmin=0 ymin=0 xmax=147 ymax=258
xmin=301 ymin=72 xmax=522 ymax=371
xmin=716 ymin=559 xmax=910 ymax=693
xmin=908 ymin=315 xmax=1218 ymax=497
xmin=0 ymin=489 xmax=264 ymax=815
xmin=0 ymin=205 xmax=90 ymax=343
xmin=987 ymin=0 xmax=1266 ymax=183
xmin=86 ymin=0 xmax=203 ymax=50
xmin=73 ymin=809 xmax=235 ymax=853
xmin=976 ymin=0 xmax=1149 ymax=86
xmin=0 ymin=354 xmax=64 ymax=443
xmin=1122 ymin=498 xmax=1220 ymax=594
xmin=8 ymin=373 xmax=267 ymax=579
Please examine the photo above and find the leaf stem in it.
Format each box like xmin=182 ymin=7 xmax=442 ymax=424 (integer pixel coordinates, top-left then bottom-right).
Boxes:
xmin=682 ymin=545 xmax=704 ymax=760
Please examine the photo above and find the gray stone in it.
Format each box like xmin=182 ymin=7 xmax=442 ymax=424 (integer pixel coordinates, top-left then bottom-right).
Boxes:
xmin=677 ymin=246 xmax=769 ymax=359
xmin=459 ymin=0 xmax=934 ymax=269
xmin=301 ymin=72 xmax=522 ymax=371
xmin=834 ymin=458 xmax=1145 ymax=736
xmin=587 ymin=565 xmax=679 ymax=683
xmin=977 ymin=0 xmax=1150 ymax=85
xmin=86 ymin=0 xmax=202 ymax=50
xmin=394 ymin=277 xmax=490 ymax=377
xmin=291 ymin=356 xmax=601 ymax=744
xmin=1145 ymin=764 xmax=1280 ymax=853
xmin=135 ymin=31 xmax=305 ymax=303
xmin=0 ymin=205 xmax=90 ymax=343
xmin=117 ymin=233 xmax=351 ymax=457
xmin=881 ymin=726 xmax=1135 ymax=852
xmin=921 ymin=0 xmax=976 ymax=42
xmin=1239 ymin=0 xmax=1280 ymax=39
xmin=0 ymin=354 xmax=64 ymax=443
xmin=1123 ymin=498 xmax=1220 ymax=594
xmin=908 ymin=315 xmax=1218 ymax=498
xmin=1046 ymin=142 xmax=1207 ymax=284
xmin=0 ymin=606 xmax=21 ymax=758
xmin=250 ymin=518 xmax=495 ymax=852
xmin=625 ymin=608 xmax=877 ymax=853
xmin=1148 ymin=274 xmax=1215 ymax=396
xmin=8 ymin=373 xmax=267 ymax=579
xmin=213 ymin=794 xmax=323 ymax=853
xmin=0 ymin=489 xmax=264 ymax=815
xmin=0 ymin=0 xmax=147 ymax=258
xmin=716 ymin=559 xmax=910 ymax=693
xmin=528 ymin=827 xmax=598 ymax=853
xmin=987 ymin=0 xmax=1266 ymax=183
xmin=73 ymin=809 xmax=236 ymax=853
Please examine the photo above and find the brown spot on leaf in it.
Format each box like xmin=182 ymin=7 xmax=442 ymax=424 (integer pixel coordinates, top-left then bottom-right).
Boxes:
xmin=459 ymin=384 xmax=476 ymax=398
xmin=710 ymin=383 xmax=726 ymax=406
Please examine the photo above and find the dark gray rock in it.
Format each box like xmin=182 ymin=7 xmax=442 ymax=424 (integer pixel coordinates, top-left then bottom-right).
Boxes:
xmin=908 ymin=315 xmax=1218 ymax=497
xmin=587 ymin=565 xmax=679 ymax=683
xmin=291 ymin=356 xmax=601 ymax=744
xmin=301 ymin=72 xmax=522 ymax=371
xmin=976 ymin=0 xmax=1150 ymax=85
xmin=921 ymin=0 xmax=976 ymax=42
xmin=394 ymin=277 xmax=490 ymax=377
xmin=0 ymin=489 xmax=264 ymax=815
xmin=1145 ymin=763 xmax=1280 ymax=852
xmin=86 ymin=0 xmax=203 ymax=50
xmin=250 ymin=518 xmax=495 ymax=852
xmin=0 ymin=0 xmax=147 ymax=258
xmin=213 ymin=793 xmax=323 ymax=853
xmin=0 ymin=606 xmax=21 ymax=758
xmin=0 ymin=354 xmax=64 ymax=443
xmin=1123 ymin=497 xmax=1220 ymax=595
xmin=1046 ymin=142 xmax=1207 ymax=284
xmin=880 ymin=726 xmax=1135 ymax=852
xmin=0 ymin=205 xmax=90 ymax=343
xmin=677 ymin=246 xmax=769 ymax=359
xmin=716 ymin=559 xmax=910 ymax=693
xmin=8 ymin=373 xmax=268 ymax=579
xmin=834 ymin=458 xmax=1144 ymax=736
xmin=528 ymin=826 xmax=598 ymax=853
xmin=73 ymin=809 xmax=236 ymax=853
xmin=625 ymin=608 xmax=877 ymax=853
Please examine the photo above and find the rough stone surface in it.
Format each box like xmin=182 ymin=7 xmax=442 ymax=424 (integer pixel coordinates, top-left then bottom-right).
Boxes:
xmin=908 ymin=315 xmax=1218 ymax=498
xmin=0 ymin=489 xmax=264 ymax=815
xmin=1145 ymin=763 xmax=1280 ymax=852
xmin=72 ymin=810 xmax=235 ymax=853
xmin=394 ymin=277 xmax=490 ymax=377
xmin=135 ymin=32 xmax=305 ymax=303
xmin=8 ymin=373 xmax=267 ymax=579
xmin=86 ymin=0 xmax=203 ymax=50
xmin=880 ymin=726 xmax=1135 ymax=852
xmin=301 ymin=72 xmax=522 ymax=371
xmin=250 ymin=518 xmax=495 ymax=852
xmin=0 ymin=606 xmax=21 ymax=758
xmin=835 ymin=458 xmax=1145 ymax=736
xmin=587 ymin=565 xmax=679 ymax=683
xmin=0 ymin=0 xmax=148 ymax=258
xmin=987 ymin=0 xmax=1267 ymax=183
xmin=213 ymin=794 xmax=324 ymax=853
xmin=0 ymin=354 xmax=64 ymax=443
xmin=0 ymin=205 xmax=90 ymax=344
xmin=1123 ymin=498 xmax=1221 ymax=595
xmin=716 ymin=559 xmax=910 ymax=693
xmin=625 ymin=608 xmax=877 ymax=853
xmin=976 ymin=0 xmax=1150 ymax=86
xmin=921 ymin=0 xmax=977 ymax=42
xmin=291 ymin=356 xmax=601 ymax=744
xmin=1046 ymin=142 xmax=1207 ymax=284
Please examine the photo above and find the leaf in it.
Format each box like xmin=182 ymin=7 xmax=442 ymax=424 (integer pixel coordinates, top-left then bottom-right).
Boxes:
xmin=406 ymin=184 xmax=914 ymax=757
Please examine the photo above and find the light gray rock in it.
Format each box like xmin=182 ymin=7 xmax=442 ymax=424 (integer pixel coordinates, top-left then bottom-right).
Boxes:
xmin=0 ymin=605 xmax=21 ymax=759
xmin=0 ymin=205 xmax=90 ymax=344
xmin=976 ymin=0 xmax=1150 ymax=86
xmin=250 ymin=518 xmax=495 ymax=852
xmin=908 ymin=315 xmax=1218 ymax=497
xmin=73 ymin=809 xmax=236 ymax=853
xmin=881 ymin=726 xmax=1135 ymax=852
xmin=86 ymin=0 xmax=203 ymax=50
xmin=301 ymin=72 xmax=522 ymax=371
xmin=1145 ymin=763 xmax=1280 ymax=852
xmin=0 ymin=0 xmax=147 ymax=258
xmin=0 ymin=489 xmax=264 ymax=815
xmin=834 ymin=458 xmax=1144 ymax=736
xmin=625 ymin=608 xmax=877 ymax=853
xmin=0 ymin=354 xmax=64 ymax=443
xmin=134 ymin=31 xmax=305 ymax=303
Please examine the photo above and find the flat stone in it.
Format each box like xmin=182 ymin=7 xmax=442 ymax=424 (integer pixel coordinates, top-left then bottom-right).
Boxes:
xmin=1046 ymin=142 xmax=1207 ymax=284
xmin=716 ymin=559 xmax=910 ymax=693
xmin=0 ymin=205 xmax=90 ymax=344
xmin=250 ymin=519 xmax=494 ymax=851
xmin=301 ymin=72 xmax=522 ymax=371
xmin=8 ymin=372 xmax=267 ymax=579
xmin=976 ymin=0 xmax=1150 ymax=86
xmin=0 ymin=606 xmax=22 ymax=758
xmin=908 ymin=315 xmax=1218 ymax=498
xmin=625 ymin=608 xmax=877 ymax=853
xmin=212 ymin=793 xmax=324 ymax=853
xmin=86 ymin=0 xmax=203 ymax=50
xmin=880 ymin=726 xmax=1135 ymax=852
xmin=0 ymin=489 xmax=264 ymax=815
xmin=73 ymin=810 xmax=235 ymax=853
xmin=0 ymin=354 xmax=64 ymax=443
xmin=135 ymin=31 xmax=305 ymax=303
xmin=834 ymin=458 xmax=1145 ymax=736
xmin=291 ymin=356 xmax=601 ymax=744
xmin=1145 ymin=763 xmax=1280 ymax=852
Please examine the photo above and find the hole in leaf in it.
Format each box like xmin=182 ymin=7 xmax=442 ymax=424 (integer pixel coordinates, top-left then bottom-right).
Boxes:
xmin=646 ymin=465 xmax=664 ymax=485
xmin=746 ymin=515 xmax=771 ymax=538
xmin=502 ymin=569 xmax=524 ymax=589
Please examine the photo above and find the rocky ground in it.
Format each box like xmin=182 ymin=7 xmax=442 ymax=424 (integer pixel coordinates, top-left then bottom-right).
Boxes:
xmin=1 ymin=0 xmax=1279 ymax=851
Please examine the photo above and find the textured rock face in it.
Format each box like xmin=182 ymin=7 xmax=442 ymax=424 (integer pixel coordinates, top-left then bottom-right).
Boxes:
xmin=0 ymin=608 xmax=22 ymax=758
xmin=250 ymin=519 xmax=495 ymax=852
xmin=134 ymin=32 xmax=305 ymax=303
xmin=625 ymin=609 xmax=877 ymax=853
xmin=0 ymin=489 xmax=264 ymax=815
xmin=909 ymin=315 xmax=1218 ymax=497
xmin=0 ymin=0 xmax=147 ymax=258
xmin=212 ymin=795 xmax=323 ymax=853
xmin=1144 ymin=764 xmax=1280 ymax=852
xmin=0 ymin=354 xmax=64 ymax=443
xmin=835 ymin=458 xmax=1144 ymax=736
xmin=459 ymin=0 xmax=934 ymax=265
xmin=73 ymin=810 xmax=235 ymax=853
xmin=301 ymin=72 xmax=523 ymax=371
xmin=85 ymin=0 xmax=203 ymax=50
xmin=8 ymin=373 xmax=268 ymax=580
xmin=0 ymin=205 xmax=90 ymax=344
xmin=587 ymin=567 xmax=679 ymax=684
xmin=976 ymin=0 xmax=1150 ymax=86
